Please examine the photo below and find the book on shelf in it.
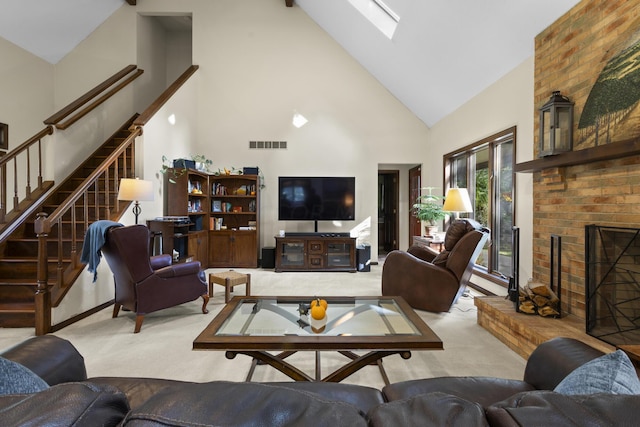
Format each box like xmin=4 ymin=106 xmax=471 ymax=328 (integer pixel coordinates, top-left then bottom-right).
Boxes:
xmin=188 ymin=200 xmax=202 ymax=213
xmin=210 ymin=217 xmax=223 ymax=230
xmin=212 ymin=183 xmax=227 ymax=195
xmin=188 ymin=180 xmax=202 ymax=194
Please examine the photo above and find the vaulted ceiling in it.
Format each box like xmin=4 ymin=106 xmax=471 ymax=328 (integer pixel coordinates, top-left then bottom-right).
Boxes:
xmin=0 ymin=0 xmax=581 ymax=127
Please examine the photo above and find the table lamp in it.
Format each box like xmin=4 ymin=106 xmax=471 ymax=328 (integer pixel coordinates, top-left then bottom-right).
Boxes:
xmin=443 ymin=188 xmax=473 ymax=219
xmin=117 ymin=178 xmax=154 ymax=224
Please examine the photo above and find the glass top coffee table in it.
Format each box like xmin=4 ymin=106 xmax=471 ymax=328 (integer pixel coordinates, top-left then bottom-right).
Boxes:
xmin=193 ymin=296 xmax=443 ymax=384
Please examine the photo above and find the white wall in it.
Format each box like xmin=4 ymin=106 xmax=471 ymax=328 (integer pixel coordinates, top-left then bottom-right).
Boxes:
xmin=2 ymin=0 xmax=537 ymax=322
xmin=428 ymin=57 xmax=535 ymax=291
xmin=48 ymin=0 xmax=430 ymax=263
xmin=0 ymin=37 xmax=53 ymax=212
xmin=49 ymin=5 xmax=138 ymax=184
xmin=166 ymin=30 xmax=192 ymax=83
xmin=0 ymin=38 xmax=53 ymax=147
xmin=136 ymin=15 xmax=169 ymax=113
xmin=181 ymin=0 xmax=428 ymax=255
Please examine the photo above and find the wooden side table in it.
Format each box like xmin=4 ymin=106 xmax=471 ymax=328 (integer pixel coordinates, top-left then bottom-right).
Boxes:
xmin=412 ymin=236 xmax=444 ymax=252
xmin=209 ymin=270 xmax=251 ymax=303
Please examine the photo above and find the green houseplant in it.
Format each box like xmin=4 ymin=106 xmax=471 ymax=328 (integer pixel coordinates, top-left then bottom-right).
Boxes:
xmin=160 ymin=154 xmax=213 ymax=183
xmin=413 ymin=187 xmax=447 ymax=237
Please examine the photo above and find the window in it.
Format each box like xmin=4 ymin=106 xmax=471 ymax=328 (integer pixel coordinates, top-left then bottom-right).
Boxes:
xmin=348 ymin=0 xmax=399 ymax=39
xmin=444 ymin=127 xmax=515 ymax=283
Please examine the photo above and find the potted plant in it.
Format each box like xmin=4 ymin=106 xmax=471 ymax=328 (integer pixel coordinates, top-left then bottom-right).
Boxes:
xmin=160 ymin=154 xmax=213 ymax=183
xmin=413 ymin=187 xmax=447 ymax=237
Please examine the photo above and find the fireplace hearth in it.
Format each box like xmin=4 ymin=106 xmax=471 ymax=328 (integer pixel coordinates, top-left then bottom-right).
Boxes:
xmin=586 ymin=225 xmax=640 ymax=346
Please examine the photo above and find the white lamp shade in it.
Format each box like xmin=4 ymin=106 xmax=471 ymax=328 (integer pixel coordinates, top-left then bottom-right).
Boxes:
xmin=443 ymin=188 xmax=473 ymax=213
xmin=117 ymin=178 xmax=154 ymax=202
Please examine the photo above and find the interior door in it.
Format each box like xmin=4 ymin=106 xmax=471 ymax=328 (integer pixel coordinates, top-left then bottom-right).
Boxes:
xmin=378 ymin=171 xmax=399 ymax=255
xmin=409 ymin=166 xmax=422 ymax=242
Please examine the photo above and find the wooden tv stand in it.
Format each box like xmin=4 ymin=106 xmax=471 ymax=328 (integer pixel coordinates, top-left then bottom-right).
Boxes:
xmin=274 ymin=235 xmax=356 ymax=272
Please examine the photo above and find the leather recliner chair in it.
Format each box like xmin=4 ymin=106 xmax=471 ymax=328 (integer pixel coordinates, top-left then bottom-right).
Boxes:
xmin=382 ymin=219 xmax=490 ymax=312
xmin=100 ymin=224 xmax=209 ymax=333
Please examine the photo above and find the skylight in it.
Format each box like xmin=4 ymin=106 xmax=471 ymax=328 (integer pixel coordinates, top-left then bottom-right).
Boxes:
xmin=348 ymin=0 xmax=399 ymax=39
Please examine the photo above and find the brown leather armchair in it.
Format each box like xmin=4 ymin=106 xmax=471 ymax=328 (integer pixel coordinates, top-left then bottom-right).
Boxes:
xmin=100 ymin=224 xmax=209 ymax=333
xmin=382 ymin=219 xmax=490 ymax=312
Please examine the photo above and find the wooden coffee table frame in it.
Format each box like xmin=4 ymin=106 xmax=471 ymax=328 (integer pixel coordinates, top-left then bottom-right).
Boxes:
xmin=193 ymin=296 xmax=443 ymax=384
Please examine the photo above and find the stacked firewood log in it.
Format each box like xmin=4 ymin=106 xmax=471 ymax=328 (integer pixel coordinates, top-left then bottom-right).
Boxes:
xmin=519 ymin=280 xmax=560 ymax=318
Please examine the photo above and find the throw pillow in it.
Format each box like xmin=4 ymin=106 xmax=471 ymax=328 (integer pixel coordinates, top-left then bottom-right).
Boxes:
xmin=554 ymin=350 xmax=640 ymax=395
xmin=0 ymin=356 xmax=49 ymax=395
xmin=443 ymin=220 xmax=471 ymax=251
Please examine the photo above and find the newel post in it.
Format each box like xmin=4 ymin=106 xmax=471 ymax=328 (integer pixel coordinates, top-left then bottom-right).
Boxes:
xmin=34 ymin=212 xmax=51 ymax=335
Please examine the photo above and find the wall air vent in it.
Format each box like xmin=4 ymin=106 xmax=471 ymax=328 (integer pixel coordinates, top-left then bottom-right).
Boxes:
xmin=249 ymin=141 xmax=287 ymax=149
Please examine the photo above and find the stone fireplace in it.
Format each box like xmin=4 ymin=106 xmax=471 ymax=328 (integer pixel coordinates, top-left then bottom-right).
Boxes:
xmin=476 ymin=1 xmax=640 ymax=358
xmin=526 ymin=0 xmax=640 ymax=324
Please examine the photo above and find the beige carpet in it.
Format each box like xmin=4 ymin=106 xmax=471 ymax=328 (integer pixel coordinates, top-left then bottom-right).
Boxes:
xmin=0 ymin=264 xmax=526 ymax=389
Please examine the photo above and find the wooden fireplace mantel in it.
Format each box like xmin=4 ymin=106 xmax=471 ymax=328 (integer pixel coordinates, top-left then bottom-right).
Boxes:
xmin=515 ymin=137 xmax=640 ymax=173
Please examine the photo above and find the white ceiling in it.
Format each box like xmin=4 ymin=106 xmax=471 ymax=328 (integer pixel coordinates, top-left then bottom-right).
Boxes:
xmin=0 ymin=0 xmax=581 ymax=127
xmin=0 ymin=0 xmax=123 ymax=64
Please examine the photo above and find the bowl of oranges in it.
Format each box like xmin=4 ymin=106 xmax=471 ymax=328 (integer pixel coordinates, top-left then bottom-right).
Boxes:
xmin=309 ymin=298 xmax=328 ymax=333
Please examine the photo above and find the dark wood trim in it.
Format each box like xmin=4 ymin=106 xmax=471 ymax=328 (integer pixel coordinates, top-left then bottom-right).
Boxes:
xmin=50 ymin=300 xmax=114 ymax=332
xmin=286 ymin=0 xmax=294 ymax=6
xmin=473 ymin=268 xmax=508 ymax=288
xmin=44 ymin=65 xmax=140 ymax=125
xmin=126 ymin=0 xmax=136 ymax=5
xmin=0 ymin=122 xmax=7 ymax=150
xmin=515 ymin=137 xmax=640 ymax=173
xmin=467 ymin=281 xmax=495 ymax=296
xmin=56 ymin=69 xmax=144 ymax=130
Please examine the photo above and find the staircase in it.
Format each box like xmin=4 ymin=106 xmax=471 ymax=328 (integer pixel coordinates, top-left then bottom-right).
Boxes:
xmin=0 ymin=118 xmax=138 ymax=328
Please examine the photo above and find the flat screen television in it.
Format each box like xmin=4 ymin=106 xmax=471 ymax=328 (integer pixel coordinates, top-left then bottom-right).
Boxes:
xmin=278 ymin=176 xmax=355 ymax=222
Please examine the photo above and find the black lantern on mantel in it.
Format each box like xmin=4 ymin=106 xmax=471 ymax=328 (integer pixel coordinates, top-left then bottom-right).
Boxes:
xmin=538 ymin=90 xmax=574 ymax=157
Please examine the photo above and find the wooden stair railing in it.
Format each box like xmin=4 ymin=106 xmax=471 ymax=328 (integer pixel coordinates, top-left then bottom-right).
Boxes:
xmin=30 ymin=64 xmax=199 ymax=335
xmin=0 ymin=126 xmax=54 ymax=231
xmin=34 ymin=127 xmax=141 ymax=335
xmin=45 ymin=65 xmax=144 ymax=130
xmin=0 ymin=65 xmax=143 ymax=237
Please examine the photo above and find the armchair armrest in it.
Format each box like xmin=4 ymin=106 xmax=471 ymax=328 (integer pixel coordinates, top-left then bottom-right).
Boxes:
xmin=0 ymin=336 xmax=87 ymax=385
xmin=154 ymin=261 xmax=202 ymax=278
xmin=407 ymin=245 xmax=438 ymax=262
xmin=150 ymin=254 xmax=172 ymax=270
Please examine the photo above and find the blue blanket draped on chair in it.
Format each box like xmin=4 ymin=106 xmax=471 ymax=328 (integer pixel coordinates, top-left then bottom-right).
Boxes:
xmin=80 ymin=220 xmax=123 ymax=282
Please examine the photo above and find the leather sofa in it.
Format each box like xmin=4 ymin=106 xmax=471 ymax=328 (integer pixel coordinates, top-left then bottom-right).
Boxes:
xmin=1 ymin=335 xmax=640 ymax=426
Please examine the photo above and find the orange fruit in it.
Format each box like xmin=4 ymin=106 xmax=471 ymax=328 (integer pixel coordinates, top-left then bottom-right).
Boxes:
xmin=310 ymin=304 xmax=326 ymax=320
xmin=310 ymin=298 xmax=328 ymax=310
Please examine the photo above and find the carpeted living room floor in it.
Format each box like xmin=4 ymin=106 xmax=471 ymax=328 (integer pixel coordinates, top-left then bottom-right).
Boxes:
xmin=0 ymin=263 xmax=526 ymax=389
